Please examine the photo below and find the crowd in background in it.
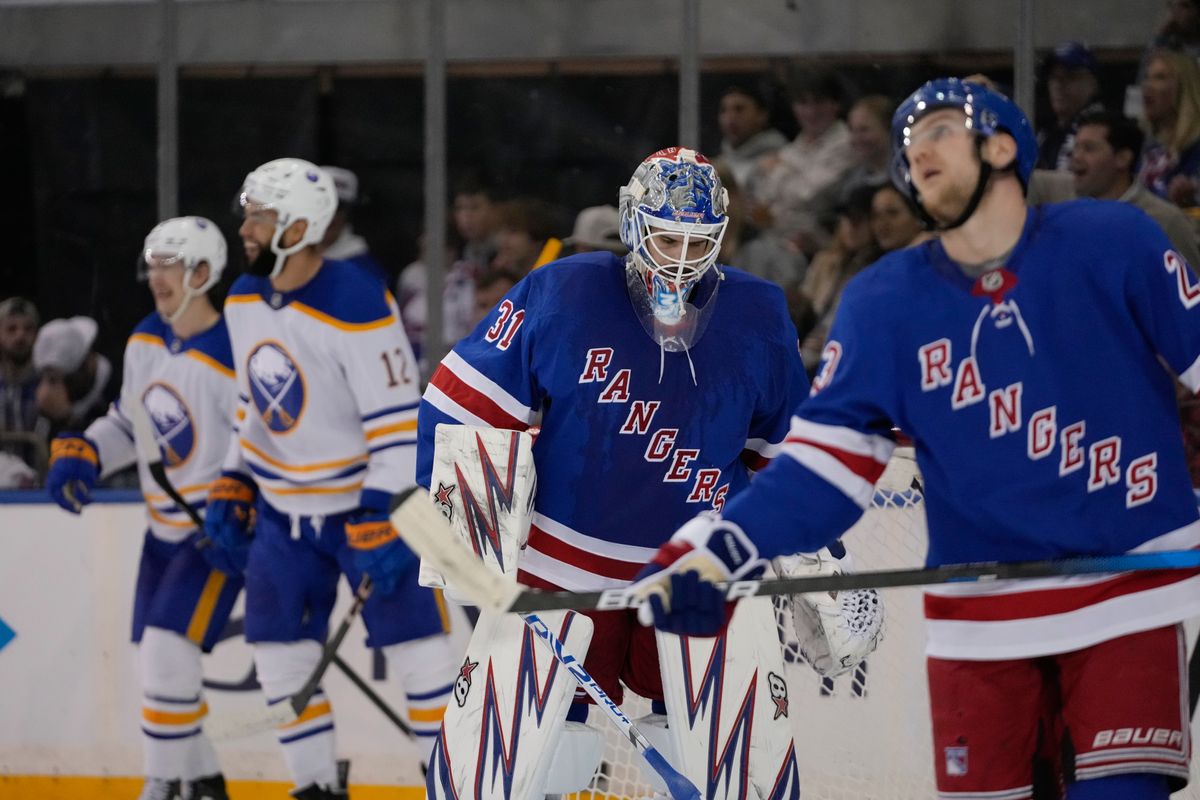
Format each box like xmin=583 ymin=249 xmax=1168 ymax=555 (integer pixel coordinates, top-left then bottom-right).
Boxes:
xmin=4 ymin=0 xmax=1200 ymax=488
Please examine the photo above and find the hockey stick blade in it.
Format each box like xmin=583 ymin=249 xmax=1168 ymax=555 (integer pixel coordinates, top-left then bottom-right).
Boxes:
xmin=522 ymin=613 xmax=700 ymax=800
xmin=390 ymin=489 xmax=1200 ymax=612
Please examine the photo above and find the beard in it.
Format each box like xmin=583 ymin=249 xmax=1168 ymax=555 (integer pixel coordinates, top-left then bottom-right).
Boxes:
xmin=920 ymin=174 xmax=979 ymax=228
xmin=241 ymin=242 xmax=277 ymax=276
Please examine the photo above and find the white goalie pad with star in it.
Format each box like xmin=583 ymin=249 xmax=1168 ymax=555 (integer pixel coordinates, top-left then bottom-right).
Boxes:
xmin=774 ymin=546 xmax=885 ymax=677
xmin=655 ymin=597 xmax=802 ymax=800
xmin=426 ymin=609 xmax=595 ymax=800
xmin=420 ymin=424 xmax=536 ymax=600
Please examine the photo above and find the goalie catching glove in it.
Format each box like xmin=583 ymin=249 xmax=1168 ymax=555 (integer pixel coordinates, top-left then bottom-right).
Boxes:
xmin=630 ymin=512 xmax=767 ymax=636
xmin=346 ymin=489 xmax=416 ymax=596
xmin=775 ymin=545 xmax=884 ymax=677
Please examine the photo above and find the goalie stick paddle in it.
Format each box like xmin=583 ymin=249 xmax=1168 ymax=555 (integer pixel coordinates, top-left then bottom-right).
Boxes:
xmin=520 ymin=612 xmax=700 ymax=800
xmin=389 ymin=487 xmax=1200 ymax=614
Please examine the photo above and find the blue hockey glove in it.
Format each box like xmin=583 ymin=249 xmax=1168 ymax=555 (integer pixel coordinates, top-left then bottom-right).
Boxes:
xmin=202 ymin=472 xmax=257 ymax=575
xmin=630 ymin=512 xmax=767 ymax=636
xmin=46 ymin=434 xmax=100 ymax=513
xmin=346 ymin=491 xmax=415 ymax=596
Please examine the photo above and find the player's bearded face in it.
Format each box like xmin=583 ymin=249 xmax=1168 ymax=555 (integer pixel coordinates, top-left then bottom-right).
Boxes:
xmin=239 ymin=206 xmax=279 ymax=276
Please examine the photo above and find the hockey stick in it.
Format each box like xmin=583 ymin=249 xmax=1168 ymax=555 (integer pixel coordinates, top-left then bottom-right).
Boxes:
xmin=389 ymin=487 xmax=1200 ymax=614
xmin=520 ymin=612 xmax=700 ymax=800
xmin=130 ymin=401 xmax=207 ymax=534
xmin=330 ymin=653 xmax=417 ymax=739
xmin=207 ymin=576 xmax=374 ymax=739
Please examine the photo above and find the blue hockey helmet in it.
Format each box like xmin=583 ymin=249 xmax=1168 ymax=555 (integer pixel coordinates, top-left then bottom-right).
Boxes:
xmin=891 ymin=78 xmax=1037 ymax=204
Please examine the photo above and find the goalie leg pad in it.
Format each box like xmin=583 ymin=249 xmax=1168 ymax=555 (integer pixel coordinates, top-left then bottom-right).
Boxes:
xmin=427 ymin=609 xmax=593 ymax=800
xmin=421 ymin=424 xmax=536 ymax=601
xmin=657 ymin=598 xmax=801 ymax=800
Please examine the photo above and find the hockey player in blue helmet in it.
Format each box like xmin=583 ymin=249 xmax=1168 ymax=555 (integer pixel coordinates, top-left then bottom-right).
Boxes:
xmin=890 ymin=77 xmax=1037 ymax=231
xmin=638 ymin=79 xmax=1200 ymax=800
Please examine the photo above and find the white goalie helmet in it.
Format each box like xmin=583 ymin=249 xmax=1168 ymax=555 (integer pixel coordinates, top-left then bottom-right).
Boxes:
xmin=618 ymin=147 xmax=729 ymax=358
xmin=138 ymin=216 xmax=228 ymax=323
xmin=237 ymin=158 xmax=338 ymax=278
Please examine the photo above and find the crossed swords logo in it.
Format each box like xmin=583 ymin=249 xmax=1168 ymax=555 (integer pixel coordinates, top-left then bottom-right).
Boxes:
xmin=250 ymin=365 xmax=300 ymax=429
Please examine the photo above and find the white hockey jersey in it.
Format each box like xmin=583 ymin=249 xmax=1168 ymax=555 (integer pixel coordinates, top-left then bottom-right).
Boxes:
xmin=222 ymin=260 xmax=421 ymax=515
xmin=86 ymin=313 xmax=237 ymax=543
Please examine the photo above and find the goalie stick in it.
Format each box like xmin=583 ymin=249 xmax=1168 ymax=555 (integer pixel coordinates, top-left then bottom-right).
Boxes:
xmin=389 ymin=487 xmax=1200 ymax=613
xmin=520 ymin=612 xmax=700 ymax=800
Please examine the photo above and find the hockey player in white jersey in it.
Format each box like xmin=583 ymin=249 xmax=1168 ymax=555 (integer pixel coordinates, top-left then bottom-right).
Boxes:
xmin=637 ymin=79 xmax=1200 ymax=800
xmin=205 ymin=158 xmax=459 ymax=799
xmin=416 ymin=148 xmax=884 ymax=799
xmin=46 ymin=216 xmax=241 ymax=800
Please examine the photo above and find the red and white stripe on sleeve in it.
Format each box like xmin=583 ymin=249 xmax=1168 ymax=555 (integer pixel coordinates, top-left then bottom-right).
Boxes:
xmin=778 ymin=417 xmax=895 ymax=508
xmin=423 ymin=351 xmax=536 ymax=431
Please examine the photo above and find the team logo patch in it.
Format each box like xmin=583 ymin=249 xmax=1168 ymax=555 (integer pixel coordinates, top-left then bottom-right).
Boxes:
xmin=454 ymin=656 xmax=479 ymax=707
xmin=247 ymin=341 xmax=306 ymax=433
xmin=434 ymin=482 xmax=456 ymax=521
xmin=141 ymin=382 xmax=195 ymax=467
xmin=767 ymin=671 xmax=789 ymax=720
xmin=944 ymin=745 xmax=968 ymax=776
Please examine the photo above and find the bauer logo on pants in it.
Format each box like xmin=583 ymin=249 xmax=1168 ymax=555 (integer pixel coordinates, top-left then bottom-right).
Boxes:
xmin=247 ymin=341 xmax=306 ymax=433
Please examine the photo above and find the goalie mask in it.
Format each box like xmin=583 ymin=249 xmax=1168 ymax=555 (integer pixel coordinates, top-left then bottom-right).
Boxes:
xmin=236 ymin=158 xmax=338 ymax=278
xmin=619 ymin=147 xmax=728 ymax=359
xmin=137 ymin=216 xmax=228 ymax=324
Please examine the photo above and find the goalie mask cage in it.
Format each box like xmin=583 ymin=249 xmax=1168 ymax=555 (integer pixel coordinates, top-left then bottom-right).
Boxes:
xmin=567 ymin=453 xmax=1200 ymax=800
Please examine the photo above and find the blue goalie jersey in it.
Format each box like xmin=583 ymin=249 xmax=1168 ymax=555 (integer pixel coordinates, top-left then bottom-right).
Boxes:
xmin=723 ymin=200 xmax=1200 ymax=659
xmin=417 ymin=251 xmax=807 ymax=592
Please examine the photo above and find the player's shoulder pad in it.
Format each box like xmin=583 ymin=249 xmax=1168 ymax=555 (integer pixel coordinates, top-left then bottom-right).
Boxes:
xmin=1039 ymin=197 xmax=1160 ymax=237
xmin=507 ymin=250 xmax=623 ymax=309
xmin=226 ymin=272 xmax=268 ymax=301
xmin=294 ymin=259 xmax=395 ymax=326
xmin=837 ymin=245 xmax=927 ymax=316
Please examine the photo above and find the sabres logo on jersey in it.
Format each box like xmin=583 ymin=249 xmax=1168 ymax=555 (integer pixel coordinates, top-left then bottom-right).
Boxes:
xmin=247 ymin=341 xmax=306 ymax=433
xmin=141 ymin=382 xmax=196 ymax=468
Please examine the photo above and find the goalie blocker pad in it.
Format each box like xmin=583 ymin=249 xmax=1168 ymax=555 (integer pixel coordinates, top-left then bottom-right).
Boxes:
xmin=656 ymin=597 xmax=802 ymax=800
xmin=421 ymin=424 xmax=536 ymax=601
xmin=427 ymin=609 xmax=596 ymax=799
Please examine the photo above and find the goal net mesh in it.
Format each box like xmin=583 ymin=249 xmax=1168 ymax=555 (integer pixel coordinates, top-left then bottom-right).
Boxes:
xmin=570 ymin=453 xmax=1200 ymax=800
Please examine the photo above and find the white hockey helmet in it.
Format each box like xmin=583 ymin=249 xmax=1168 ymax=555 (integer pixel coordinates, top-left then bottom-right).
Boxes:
xmin=139 ymin=215 xmax=228 ymax=323
xmin=237 ymin=158 xmax=338 ymax=277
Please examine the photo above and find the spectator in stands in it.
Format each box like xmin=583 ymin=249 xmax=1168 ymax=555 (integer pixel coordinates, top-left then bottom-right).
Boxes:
xmin=320 ymin=165 xmax=388 ymax=283
xmin=492 ymin=197 xmax=564 ymax=274
xmin=471 ymin=268 xmax=521 ymax=328
xmin=838 ymin=94 xmax=894 ymax=202
xmin=1072 ymin=110 xmax=1200 ymax=267
xmin=1147 ymin=0 xmax=1200 ymax=66
xmin=792 ymin=184 xmax=880 ymax=373
xmin=1139 ymin=49 xmax=1200 ymax=207
xmin=32 ymin=316 xmax=116 ymax=437
xmin=562 ymin=205 xmax=626 ymax=256
xmin=0 ymin=297 xmax=44 ymax=478
xmin=743 ymin=68 xmax=855 ymax=258
xmin=869 ymin=184 xmax=931 ymax=254
xmin=453 ymin=176 xmax=500 ymax=270
xmin=715 ymin=84 xmax=788 ymax=190
xmin=396 ymin=224 xmax=474 ymax=363
xmin=1036 ymin=42 xmax=1104 ymax=171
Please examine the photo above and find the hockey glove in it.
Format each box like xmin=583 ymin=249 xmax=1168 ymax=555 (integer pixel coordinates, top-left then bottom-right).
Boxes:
xmin=346 ymin=490 xmax=415 ymax=596
xmin=47 ymin=433 xmax=100 ymax=513
xmin=203 ymin=472 xmax=257 ymax=575
xmin=775 ymin=546 xmax=884 ymax=677
xmin=630 ymin=512 xmax=766 ymax=637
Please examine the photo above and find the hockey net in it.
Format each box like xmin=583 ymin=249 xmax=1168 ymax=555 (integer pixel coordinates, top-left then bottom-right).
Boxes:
xmin=570 ymin=452 xmax=1200 ymax=800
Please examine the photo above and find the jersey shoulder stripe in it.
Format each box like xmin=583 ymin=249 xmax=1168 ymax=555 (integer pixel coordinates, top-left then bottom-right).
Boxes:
xmin=225 ymin=261 xmax=394 ymax=329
